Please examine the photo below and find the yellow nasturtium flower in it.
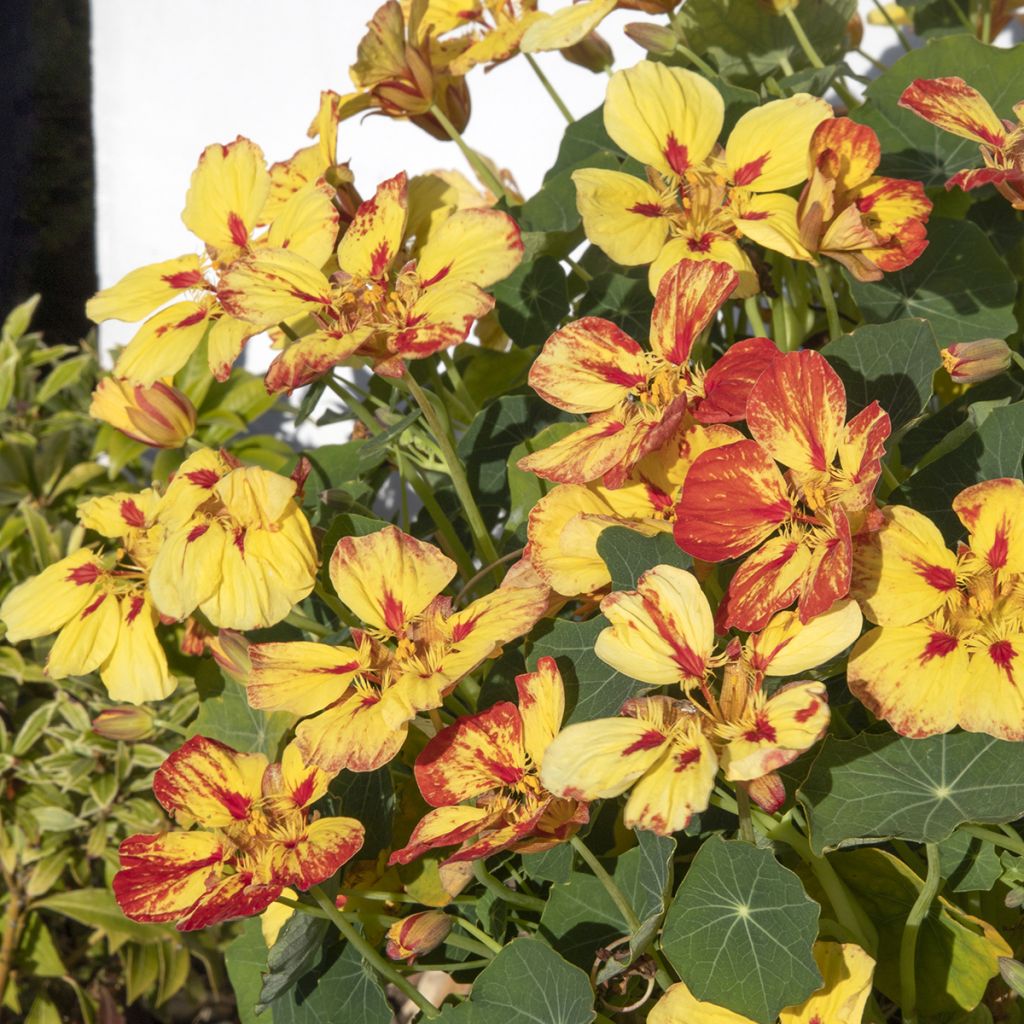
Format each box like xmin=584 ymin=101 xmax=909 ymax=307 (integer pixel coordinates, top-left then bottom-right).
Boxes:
xmin=573 ymin=60 xmax=833 ymax=294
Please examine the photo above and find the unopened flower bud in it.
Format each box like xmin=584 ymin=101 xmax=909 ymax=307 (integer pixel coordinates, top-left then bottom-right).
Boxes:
xmin=845 ymin=12 xmax=864 ymax=48
xmin=414 ymin=75 xmax=472 ymax=141
xmin=623 ymin=22 xmax=678 ymax=57
xmin=385 ymin=910 xmax=452 ymax=962
xmin=941 ymin=339 xmax=1011 ymax=384
xmin=90 ymin=377 xmax=197 ymax=448
xmin=208 ymin=629 xmax=252 ymax=681
xmin=561 ymin=31 xmax=614 ymax=73
xmin=93 ymin=706 xmax=155 ymax=741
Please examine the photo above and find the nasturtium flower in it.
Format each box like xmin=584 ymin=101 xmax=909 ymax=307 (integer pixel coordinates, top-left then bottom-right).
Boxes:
xmin=87 ymin=136 xmax=340 ymax=384
xmin=390 ymin=657 xmax=586 ymax=864
xmin=796 ymin=118 xmax=931 ymax=282
xmin=0 ymin=489 xmax=175 ymax=703
xmin=525 ymin=421 xmax=743 ymax=597
xmin=649 ymin=942 xmax=875 ymax=1024
xmin=90 ymin=376 xmax=197 ymax=449
xmin=113 ymin=736 xmax=364 ymax=931
xmin=219 ymin=171 xmax=522 ymax=387
xmin=517 ymin=258 xmax=779 ymax=488
xmin=849 ymin=478 xmax=1024 ymax=740
xmin=246 ymin=526 xmax=548 ymax=774
xmin=676 ymin=349 xmax=890 ymax=632
xmin=386 ymin=910 xmax=453 ymax=962
xmin=573 ymin=60 xmax=832 ymax=294
xmin=148 ymin=448 xmax=318 ymax=631
xmin=899 ymin=77 xmax=1024 ymax=209
xmin=942 ymin=338 xmax=1012 ymax=384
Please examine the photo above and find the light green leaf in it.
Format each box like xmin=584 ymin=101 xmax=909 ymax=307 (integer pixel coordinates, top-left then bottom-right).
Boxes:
xmin=3 ymin=294 xmax=41 ymax=343
xmin=35 ymin=354 xmax=92 ymax=405
xmin=939 ymin=831 xmax=1003 ymax=894
xmin=34 ymin=888 xmax=175 ymax=945
xmin=225 ymin=917 xmax=273 ymax=1024
xmin=660 ymin=835 xmax=822 ymax=1024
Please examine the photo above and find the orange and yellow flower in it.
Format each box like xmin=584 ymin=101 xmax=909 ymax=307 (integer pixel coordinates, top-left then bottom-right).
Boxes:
xmin=796 ymin=118 xmax=931 ymax=282
xmin=899 ymin=77 xmax=1024 ymax=210
xmin=573 ymin=61 xmax=833 ymax=295
xmin=218 ymin=171 xmax=522 ymax=386
xmin=676 ymin=350 xmax=890 ymax=631
xmin=90 ymin=377 xmax=197 ymax=449
xmin=113 ymin=736 xmax=364 ymax=931
xmin=245 ymin=526 xmax=548 ymax=774
xmin=390 ymin=657 xmax=586 ymax=865
xmin=849 ymin=478 xmax=1024 ymax=740
xmin=517 ymin=259 xmax=779 ymax=488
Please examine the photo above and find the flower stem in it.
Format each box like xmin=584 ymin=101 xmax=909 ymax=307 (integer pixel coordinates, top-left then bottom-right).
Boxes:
xmin=735 ymin=783 xmax=756 ymax=843
xmin=429 ymin=104 xmax=509 ymax=203
xmin=743 ymin=296 xmax=768 ymax=337
xmin=674 ymin=43 xmax=719 ymax=79
xmin=404 ymin=372 xmax=500 ymax=567
xmin=899 ymin=844 xmax=942 ymax=1024
xmin=439 ymin=350 xmax=478 ymax=418
xmin=870 ymin=0 xmax=913 ymax=49
xmin=325 ymin=374 xmax=380 ymax=434
xmin=310 ymin=885 xmax=441 ymax=1020
xmin=454 ymin=548 xmax=524 ymax=605
xmin=813 ymin=263 xmax=843 ymax=341
xmin=782 ymin=7 xmax=859 ymax=108
xmin=570 ymin=835 xmax=641 ymax=932
xmin=284 ymin=610 xmax=332 ymax=637
xmin=472 ymin=860 xmax=546 ymax=912
xmin=960 ymin=823 xmax=1024 ymax=856
xmin=524 ymin=53 xmax=574 ymax=124
xmin=563 ymin=255 xmax=593 ymax=284
xmin=453 ymin=916 xmax=503 ymax=954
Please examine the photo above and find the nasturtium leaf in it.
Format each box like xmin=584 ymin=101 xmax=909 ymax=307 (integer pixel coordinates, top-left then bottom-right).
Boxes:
xmin=257 ymin=913 xmax=329 ymax=1012
xmin=528 ymin=616 xmax=652 ymax=723
xmin=330 ymin=766 xmax=394 ymax=859
xmin=304 ymin=441 xmax=386 ymax=492
xmin=494 ymin=255 xmax=569 ymax=347
xmin=939 ymin=831 xmax=1004 ymax=894
xmin=798 ymin=732 xmax=1024 ymax=854
xmin=522 ymin=843 xmax=575 ymax=884
xmin=225 ymin=919 xmax=271 ymax=1024
xmin=460 ymin=347 xmax=536 ymax=407
xmin=454 ymin=937 xmax=596 ymax=1024
xmin=660 ymin=835 xmax=822 ymax=1024
xmin=821 ymin=319 xmax=940 ymax=431
xmin=674 ymin=0 xmax=856 ymax=88
xmin=576 ymin=271 xmax=653 ymax=340
xmin=597 ymin=526 xmax=692 ymax=592
xmin=521 ymin=150 xmax=621 ymax=234
xmin=849 ymin=219 xmax=1018 ymax=345
xmin=506 ymin=422 xmax=579 ymax=540
xmin=833 ymin=847 xmax=1010 ymax=1015
xmin=852 ymin=35 xmax=1024 ymax=185
xmin=896 ymin=400 xmax=1024 ymax=543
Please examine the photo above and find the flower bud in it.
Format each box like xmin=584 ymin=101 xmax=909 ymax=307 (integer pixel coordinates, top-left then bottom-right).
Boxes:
xmin=845 ymin=12 xmax=864 ymax=48
xmin=941 ymin=339 xmax=1011 ymax=384
xmin=623 ymin=22 xmax=678 ymax=57
xmin=207 ymin=629 xmax=252 ymax=681
xmin=385 ymin=910 xmax=452 ymax=962
xmin=560 ymin=31 xmax=614 ymax=73
xmin=93 ymin=706 xmax=155 ymax=741
xmin=90 ymin=377 xmax=197 ymax=448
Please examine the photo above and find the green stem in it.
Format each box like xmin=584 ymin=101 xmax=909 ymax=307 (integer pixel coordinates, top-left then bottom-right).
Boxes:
xmin=960 ymin=823 xmax=1024 ymax=856
xmin=405 ymin=373 xmax=500 ymax=566
xmin=674 ymin=43 xmax=719 ymax=78
xmin=454 ymin=548 xmax=524 ymax=605
xmin=445 ymin=932 xmax=496 ymax=958
xmin=325 ymin=374 xmax=380 ymax=434
xmin=524 ymin=53 xmax=574 ymax=123
xmin=980 ymin=0 xmax=992 ymax=42
xmin=899 ymin=844 xmax=942 ymax=1024
xmin=429 ymin=104 xmax=509 ymax=203
xmin=782 ymin=7 xmax=858 ymax=108
xmin=744 ymin=297 xmax=768 ymax=338
xmin=869 ymin=0 xmax=913 ymax=49
xmin=563 ymin=255 xmax=593 ymax=284
xmin=154 ymin=718 xmax=189 ymax=737
xmin=276 ymin=895 xmax=330 ymax=919
xmin=453 ymin=916 xmax=503 ymax=954
xmin=570 ymin=835 xmax=641 ymax=932
xmin=735 ymin=784 xmax=755 ymax=844
xmin=814 ymin=263 xmax=842 ymax=341
xmin=311 ymin=886 xmax=441 ymax=1021
xmin=472 ymin=860 xmax=546 ymax=912
xmin=284 ymin=610 xmax=332 ymax=637
xmin=879 ymin=460 xmax=902 ymax=499
xmin=439 ymin=350 xmax=478 ymax=418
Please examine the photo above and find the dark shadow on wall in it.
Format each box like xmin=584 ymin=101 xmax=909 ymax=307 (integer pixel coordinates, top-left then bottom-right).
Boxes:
xmin=0 ymin=0 xmax=96 ymax=339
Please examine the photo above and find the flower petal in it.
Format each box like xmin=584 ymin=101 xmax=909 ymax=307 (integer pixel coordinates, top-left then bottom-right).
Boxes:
xmin=101 ymin=594 xmax=176 ymax=704
xmin=718 ymin=536 xmax=813 ymax=633
xmin=416 ymin=208 xmax=523 ymax=289
xmin=336 ymin=171 xmax=408 ymax=280
xmin=516 ymin=656 xmax=566 ymax=769
xmin=247 ymin=640 xmax=366 ymax=716
xmin=953 ymin=478 xmax=1024 ymax=574
xmin=898 ymin=77 xmax=1007 ymax=148
xmin=87 ymin=254 xmax=206 ymax=324
xmin=269 ymin=816 xmax=365 ymax=889
xmin=697 ymin=336 xmax=780 ymax=424
xmin=573 ymin=168 xmax=669 ymax=266
xmin=752 ymin=599 xmax=863 ymax=677
xmin=218 ymin=248 xmax=334 ymax=328
xmin=650 ymin=259 xmax=737 ymax=365
xmin=113 ymin=302 xmax=213 ymax=385
xmin=959 ymin=638 xmax=1024 ymax=740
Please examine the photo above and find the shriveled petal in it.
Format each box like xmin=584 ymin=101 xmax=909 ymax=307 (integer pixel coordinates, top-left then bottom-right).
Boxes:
xmin=898 ymin=77 xmax=1007 ymax=148
xmin=329 ymin=525 xmax=456 ymax=633
xmin=597 ymin=565 xmax=714 ymax=688
xmin=959 ymin=637 xmax=1024 ymax=741
xmin=726 ymin=95 xmax=833 ymax=192
xmin=416 ymin=208 xmax=523 ymax=288
xmin=650 ymin=259 xmax=737 ymax=365
xmin=269 ymin=816 xmax=365 ymax=889
xmin=733 ymin=193 xmax=812 ymax=261
xmin=265 ymin=180 xmax=340 ymax=267
xmin=851 ymin=504 xmax=958 ymax=627
xmin=218 ymin=248 xmax=334 ymax=328
xmin=47 ymin=590 xmax=119 ymax=680
xmin=415 ymin=702 xmax=526 ymax=806
xmin=953 ymin=478 xmax=1024 ymax=574
xmin=747 ymin=350 xmax=846 ymax=474
xmin=520 ymin=0 xmax=617 ymax=51
xmin=87 ymin=254 xmax=206 ymax=323
xmin=650 ymin=982 xmax=758 ymax=1024
xmin=153 ymin=735 xmax=267 ymax=828
xmin=516 ymin=656 xmax=566 ymax=769
xmin=697 ymin=336 xmax=781 ymax=424
xmin=248 ymin=641 xmax=365 ymax=716
xmin=182 ymin=137 xmax=270 ymax=255
xmin=718 ymin=536 xmax=813 ymax=633
xmin=780 ymin=942 xmax=876 ymax=1024
xmin=389 ymin=805 xmax=498 ymax=866
xmin=847 ymin=624 xmax=967 ymax=737
xmin=449 ymin=14 xmax=541 ymax=74
xmin=337 ymin=172 xmax=408 ymax=280
xmin=605 ymin=61 xmax=724 ymax=176
xmin=101 ymin=594 xmax=176 ymax=704
xmin=752 ymin=599 xmax=863 ymax=677
xmin=113 ymin=302 xmax=213 ymax=385
xmin=573 ymin=168 xmax=669 ymax=266
xmin=529 ymin=317 xmax=646 ymax=414
xmin=296 ymin=692 xmax=407 ymax=773
xmin=675 ymin=440 xmax=793 ymax=561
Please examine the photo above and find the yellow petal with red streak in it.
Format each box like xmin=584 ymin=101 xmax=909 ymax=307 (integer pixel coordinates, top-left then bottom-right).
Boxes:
xmin=847 ymin=623 xmax=967 ymax=737
xmin=959 ymin=637 xmax=1024 ymax=741
xmin=416 ymin=208 xmax=523 ymax=288
xmin=113 ymin=301 xmax=213 ymax=385
xmin=297 ymin=692 xmax=408 ymax=774
xmin=574 ymin=168 xmax=669 ymax=266
xmin=270 ymin=816 xmax=365 ymax=889
xmin=898 ymin=77 xmax=1007 ymax=148
xmin=449 ymin=14 xmax=541 ymax=74
xmin=248 ymin=640 xmax=366 ymax=716
xmin=516 ymin=412 xmax=639 ymax=486
xmin=733 ymin=193 xmax=812 ymax=261
xmin=389 ymin=805 xmax=497 ymax=866
xmin=516 ymin=656 xmax=566 ymax=768
xmin=329 ymin=525 xmax=455 ymax=633
xmin=719 ymin=535 xmax=813 ymax=633
xmin=207 ymin=314 xmax=255 ymax=382
xmin=836 ymin=402 xmax=890 ymax=511
xmin=779 ymin=942 xmax=876 ymax=1024
xmin=605 ymin=61 xmax=724 ymax=177
xmin=87 ymin=254 xmax=206 ymax=324
xmin=279 ymin=741 xmax=334 ymax=809
xmin=521 ymin=0 xmax=617 ymax=51
xmin=182 ymin=137 xmax=270 ymax=255
xmin=157 ymin=447 xmax=232 ymax=530
xmin=78 ymin=490 xmax=158 ymax=538
xmin=216 ymin=466 xmax=297 ymax=526
xmin=751 ymin=599 xmax=863 ymax=677
xmin=46 ymin=588 xmax=119 ymax=680
xmin=650 ymin=982 xmax=758 ymax=1024
xmin=809 ymin=118 xmax=882 ymax=192
xmin=597 ymin=565 xmax=714 ymax=688
xmin=101 ymin=593 xmax=175 ymax=704
xmin=265 ymin=326 xmax=373 ymax=393
xmin=390 ymin=279 xmax=493 ymax=361
xmin=337 ymin=172 xmax=408 ymax=280
xmin=650 ymin=259 xmax=737 ymax=365
xmin=149 ymin=519 xmax=228 ymax=622
xmin=265 ymin=180 xmax=340 ymax=268
xmin=217 ymin=248 xmax=334 ymax=328
xmin=953 ymin=478 xmax=1024 ymax=575
xmin=726 ymin=95 xmax=833 ymax=192
xmin=649 ymin=234 xmax=759 ymax=299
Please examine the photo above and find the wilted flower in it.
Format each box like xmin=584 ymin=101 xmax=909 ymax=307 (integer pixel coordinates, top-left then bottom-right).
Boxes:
xmin=90 ymin=377 xmax=197 ymax=448
xmin=941 ymin=338 xmax=1011 ymax=384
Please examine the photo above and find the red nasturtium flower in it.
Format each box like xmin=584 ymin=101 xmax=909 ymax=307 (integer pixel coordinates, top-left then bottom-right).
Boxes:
xmin=390 ymin=657 xmax=586 ymax=865
xmin=245 ymin=526 xmax=548 ymax=774
xmin=517 ymin=258 xmax=779 ymax=488
xmin=113 ymin=736 xmax=364 ymax=931
xmin=899 ymin=77 xmax=1024 ymax=209
xmin=676 ymin=349 xmax=890 ymax=631
xmin=849 ymin=478 xmax=1024 ymax=739
xmin=796 ymin=117 xmax=932 ymax=281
